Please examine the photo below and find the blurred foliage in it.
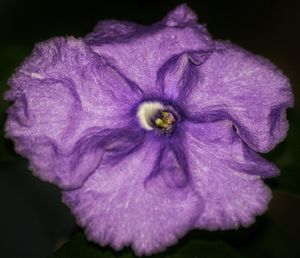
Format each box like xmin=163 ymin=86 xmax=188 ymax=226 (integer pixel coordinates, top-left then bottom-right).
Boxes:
xmin=262 ymin=110 xmax=300 ymax=195
xmin=50 ymin=231 xmax=243 ymax=258
xmin=0 ymin=44 xmax=30 ymax=162
xmin=51 ymin=194 xmax=300 ymax=258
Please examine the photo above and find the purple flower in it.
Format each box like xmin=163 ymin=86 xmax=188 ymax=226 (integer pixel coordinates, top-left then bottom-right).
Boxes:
xmin=5 ymin=4 xmax=293 ymax=256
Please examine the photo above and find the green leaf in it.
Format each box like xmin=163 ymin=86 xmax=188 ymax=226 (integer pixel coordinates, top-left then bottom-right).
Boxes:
xmin=50 ymin=192 xmax=300 ymax=258
xmin=0 ymin=44 xmax=30 ymax=163
xmin=50 ymin=232 xmax=242 ymax=258
xmin=263 ymin=109 xmax=300 ymax=195
xmin=50 ymin=233 xmax=133 ymax=258
xmin=167 ymin=240 xmax=242 ymax=258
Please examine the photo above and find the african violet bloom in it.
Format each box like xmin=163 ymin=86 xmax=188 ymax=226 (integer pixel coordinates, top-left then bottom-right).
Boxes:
xmin=5 ymin=4 xmax=293 ymax=256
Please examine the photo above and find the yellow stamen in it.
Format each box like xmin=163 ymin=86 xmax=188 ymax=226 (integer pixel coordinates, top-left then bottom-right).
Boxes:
xmin=162 ymin=112 xmax=173 ymax=124
xmin=155 ymin=111 xmax=174 ymax=129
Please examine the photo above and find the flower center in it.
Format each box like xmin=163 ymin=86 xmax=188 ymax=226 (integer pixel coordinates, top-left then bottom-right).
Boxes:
xmin=137 ymin=101 xmax=178 ymax=134
xmin=154 ymin=111 xmax=175 ymax=130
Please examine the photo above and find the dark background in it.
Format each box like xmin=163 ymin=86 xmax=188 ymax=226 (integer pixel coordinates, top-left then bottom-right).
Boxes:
xmin=1 ymin=0 xmax=299 ymax=257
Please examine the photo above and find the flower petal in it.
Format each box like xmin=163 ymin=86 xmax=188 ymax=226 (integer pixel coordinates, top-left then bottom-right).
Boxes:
xmin=184 ymin=121 xmax=273 ymax=229
xmin=63 ymin=137 xmax=203 ymax=255
xmin=156 ymin=51 xmax=211 ymax=102
xmin=185 ymin=121 xmax=279 ymax=178
xmin=185 ymin=41 xmax=294 ymax=152
xmin=146 ymin=139 xmax=190 ymax=188
xmin=84 ymin=20 xmax=140 ymax=45
xmin=5 ymin=37 xmax=142 ymax=189
xmin=163 ymin=3 xmax=198 ymax=27
xmin=85 ymin=5 xmax=214 ymax=93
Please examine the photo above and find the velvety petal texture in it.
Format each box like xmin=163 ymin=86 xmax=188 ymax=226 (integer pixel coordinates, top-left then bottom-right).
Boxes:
xmin=5 ymin=4 xmax=293 ymax=256
xmin=84 ymin=5 xmax=214 ymax=93
xmin=5 ymin=37 xmax=142 ymax=189
xmin=184 ymin=121 xmax=273 ymax=229
xmin=63 ymin=137 xmax=202 ymax=255
xmin=185 ymin=41 xmax=293 ymax=152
